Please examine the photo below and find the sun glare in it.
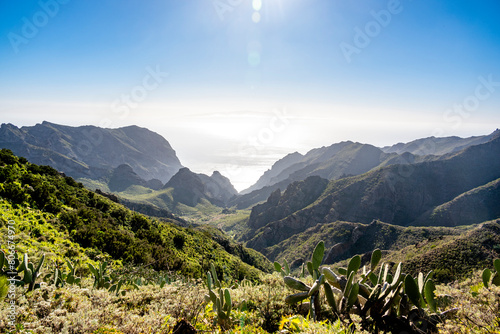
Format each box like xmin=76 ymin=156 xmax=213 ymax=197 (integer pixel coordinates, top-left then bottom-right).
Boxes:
xmin=252 ymin=0 xmax=263 ymax=11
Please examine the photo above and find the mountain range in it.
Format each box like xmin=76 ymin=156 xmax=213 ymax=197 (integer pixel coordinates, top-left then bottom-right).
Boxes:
xmin=0 ymin=122 xmax=242 ymax=214
xmin=0 ymin=121 xmax=182 ymax=183
xmin=237 ymin=131 xmax=498 ymax=208
xmin=242 ymin=131 xmax=500 ymax=261
xmin=1 ymin=121 xmax=499 ymax=268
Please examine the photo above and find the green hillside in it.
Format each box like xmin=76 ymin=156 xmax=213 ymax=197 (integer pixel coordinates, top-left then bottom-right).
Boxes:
xmin=262 ymin=218 xmax=500 ymax=283
xmin=414 ymin=178 xmax=500 ymax=227
xmin=0 ymin=149 xmax=271 ymax=280
xmin=3 ymin=149 xmax=500 ymax=332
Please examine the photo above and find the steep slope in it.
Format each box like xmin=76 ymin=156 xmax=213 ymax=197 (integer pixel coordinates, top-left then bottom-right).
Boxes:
xmin=0 ymin=148 xmax=271 ymax=279
xmin=238 ymin=141 xmax=433 ymax=208
xmin=245 ymin=135 xmax=500 ymax=252
xmin=241 ymin=132 xmax=498 ymax=205
xmin=413 ymin=178 xmax=500 ymax=227
xmin=199 ymin=171 xmax=238 ymax=204
xmin=0 ymin=121 xmax=183 ymax=183
xmin=164 ymin=168 xmax=207 ymax=207
xmin=264 ymin=218 xmax=500 ymax=283
xmin=108 ymin=164 xmax=149 ymax=192
xmin=163 ymin=168 xmax=237 ymax=208
xmin=264 ymin=220 xmax=467 ymax=264
xmin=381 ymin=129 xmax=499 ymax=155
xmin=228 ymin=178 xmax=292 ymax=210
xmin=398 ymin=219 xmax=500 ymax=281
xmin=246 ymin=176 xmax=329 ymax=230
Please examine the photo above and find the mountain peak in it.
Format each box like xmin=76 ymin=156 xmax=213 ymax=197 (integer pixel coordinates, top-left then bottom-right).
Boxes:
xmin=108 ymin=164 xmax=147 ymax=192
xmin=0 ymin=122 xmax=183 ymax=183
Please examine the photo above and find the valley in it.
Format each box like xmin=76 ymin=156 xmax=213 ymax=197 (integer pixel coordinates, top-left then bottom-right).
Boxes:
xmin=2 ymin=122 xmax=499 ymax=268
xmin=1 ymin=122 xmax=500 ymax=333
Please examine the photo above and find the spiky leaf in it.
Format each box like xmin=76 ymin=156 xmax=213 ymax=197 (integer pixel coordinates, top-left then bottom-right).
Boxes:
xmin=274 ymin=261 xmax=282 ymax=273
xmin=311 ymin=241 xmax=325 ymax=270
xmin=210 ymin=263 xmax=220 ymax=288
xmin=88 ymin=263 xmax=97 ymax=276
xmin=285 ymin=291 xmax=309 ymax=304
xmin=53 ymin=268 xmax=59 ymax=286
xmin=347 ymin=255 xmax=361 ymax=277
xmin=424 ymin=279 xmax=437 ymax=313
xmin=482 ymin=268 xmax=491 ymax=288
xmin=405 ymin=275 xmax=422 ymax=308
xmin=100 ymin=261 xmax=107 ymax=275
xmin=418 ymin=272 xmax=425 ymax=295
xmin=492 ymin=272 xmax=500 ymax=287
xmin=19 ymin=253 xmax=28 ymax=273
xmin=207 ymin=271 xmax=213 ymax=290
xmin=424 ymin=270 xmax=434 ymax=284
xmin=324 ymin=282 xmax=339 ymax=314
xmin=34 ymin=255 xmax=45 ymax=274
xmin=306 ymin=261 xmax=314 ymax=277
xmin=386 ymin=273 xmax=394 ymax=284
xmin=495 ymin=259 xmax=500 ymax=274
xmin=347 ymin=283 xmax=359 ymax=309
xmin=381 ymin=281 xmax=403 ymax=315
xmin=322 ymin=267 xmax=340 ymax=288
xmin=209 ymin=290 xmax=217 ymax=304
xmin=284 ymin=259 xmax=290 ymax=275
xmin=391 ymin=262 xmax=402 ymax=288
xmin=284 ymin=276 xmax=310 ymax=292
xmin=309 ymin=274 xmax=325 ymax=296
xmin=377 ymin=262 xmax=386 ymax=285
xmin=368 ymin=272 xmax=378 ymax=286
xmin=344 ymin=271 xmax=354 ymax=296
xmin=371 ymin=249 xmax=382 ymax=271
xmin=224 ymin=288 xmax=232 ymax=313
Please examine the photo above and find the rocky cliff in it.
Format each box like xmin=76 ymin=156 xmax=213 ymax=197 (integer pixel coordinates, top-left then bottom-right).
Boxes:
xmin=164 ymin=167 xmax=237 ymax=207
xmin=0 ymin=122 xmax=183 ymax=183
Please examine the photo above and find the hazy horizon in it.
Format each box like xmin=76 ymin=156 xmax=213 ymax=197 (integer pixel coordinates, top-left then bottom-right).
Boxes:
xmin=1 ymin=0 xmax=500 ymax=190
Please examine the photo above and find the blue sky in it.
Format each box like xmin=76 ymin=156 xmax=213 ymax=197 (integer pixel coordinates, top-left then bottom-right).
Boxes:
xmin=1 ymin=0 xmax=500 ymax=190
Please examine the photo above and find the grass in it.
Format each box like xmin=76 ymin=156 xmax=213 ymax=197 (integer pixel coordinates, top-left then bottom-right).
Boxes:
xmin=2 ymin=269 xmax=500 ymax=333
xmin=77 ymin=178 xmax=110 ymax=193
